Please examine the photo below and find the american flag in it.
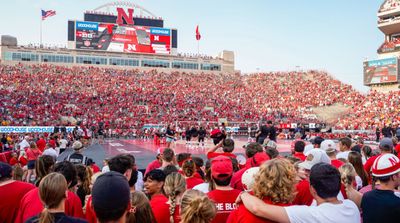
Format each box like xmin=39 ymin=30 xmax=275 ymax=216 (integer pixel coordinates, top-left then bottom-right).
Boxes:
xmin=41 ymin=9 xmax=56 ymax=20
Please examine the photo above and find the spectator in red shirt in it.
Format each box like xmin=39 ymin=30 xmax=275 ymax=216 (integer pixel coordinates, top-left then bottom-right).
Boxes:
xmin=228 ymin=159 xmax=296 ymax=223
xmin=206 ymin=139 xmax=236 ymax=160
xmin=176 ymin=153 xmax=191 ymax=168
xmin=87 ymin=158 xmax=100 ymax=174
xmin=16 ymin=161 xmax=84 ymax=223
xmin=207 ymin=155 xmax=241 ymax=223
xmin=25 ymin=142 xmax=42 ymax=183
xmin=292 ymin=149 xmax=331 ymax=206
xmin=92 ymin=171 xmax=131 ymax=223
xmin=180 ymin=190 xmax=216 ymax=223
xmin=293 ymin=141 xmax=307 ymax=161
xmin=364 ymin=138 xmax=393 ymax=174
xmin=0 ymin=162 xmax=35 ymax=223
xmin=36 ymin=135 xmax=46 ymax=152
xmin=144 ymin=169 xmax=169 ymax=223
xmin=145 ymin=149 xmax=163 ymax=176
xmin=182 ymin=159 xmax=204 ymax=189
xmin=163 ymin=172 xmax=187 ymax=223
xmin=231 ymin=143 xmax=268 ymax=191
xmin=8 ymin=152 xmax=18 ymax=166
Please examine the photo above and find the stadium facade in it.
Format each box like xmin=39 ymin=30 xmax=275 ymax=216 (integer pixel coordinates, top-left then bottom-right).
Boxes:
xmin=0 ymin=1 xmax=235 ymax=73
xmin=364 ymin=0 xmax=400 ymax=91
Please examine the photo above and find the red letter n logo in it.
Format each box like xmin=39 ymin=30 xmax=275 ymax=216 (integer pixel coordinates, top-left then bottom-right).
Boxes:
xmin=116 ymin=8 xmax=134 ymax=25
xmin=388 ymin=157 xmax=398 ymax=166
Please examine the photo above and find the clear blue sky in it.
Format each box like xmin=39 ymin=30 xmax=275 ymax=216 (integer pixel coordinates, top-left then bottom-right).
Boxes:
xmin=0 ymin=0 xmax=384 ymax=92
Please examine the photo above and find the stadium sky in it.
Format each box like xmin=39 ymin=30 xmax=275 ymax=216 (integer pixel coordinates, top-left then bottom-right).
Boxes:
xmin=1 ymin=0 xmax=383 ymax=92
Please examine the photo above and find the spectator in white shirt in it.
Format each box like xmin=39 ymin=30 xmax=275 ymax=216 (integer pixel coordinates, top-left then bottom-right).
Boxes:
xmin=58 ymin=136 xmax=68 ymax=154
xmin=336 ymin=137 xmax=352 ymax=160
xmin=19 ymin=136 xmax=30 ymax=150
xmin=237 ymin=163 xmax=360 ymax=223
xmin=42 ymin=143 xmax=58 ymax=161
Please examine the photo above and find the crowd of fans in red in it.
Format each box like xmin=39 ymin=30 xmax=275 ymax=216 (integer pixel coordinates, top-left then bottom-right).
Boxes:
xmin=1 ymin=64 xmax=379 ymax=133
xmin=0 ymin=128 xmax=399 ymax=223
xmin=336 ymin=90 xmax=400 ymax=130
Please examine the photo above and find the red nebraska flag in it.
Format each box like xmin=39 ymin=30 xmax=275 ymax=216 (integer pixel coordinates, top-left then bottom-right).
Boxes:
xmin=196 ymin=25 xmax=201 ymax=40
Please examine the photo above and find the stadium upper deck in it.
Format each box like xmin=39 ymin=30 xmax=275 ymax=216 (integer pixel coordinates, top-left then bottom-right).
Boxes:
xmin=365 ymin=0 xmax=400 ymax=91
xmin=0 ymin=1 xmax=235 ymax=73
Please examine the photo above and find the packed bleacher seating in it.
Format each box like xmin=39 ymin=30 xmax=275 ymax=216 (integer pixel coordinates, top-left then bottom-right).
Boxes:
xmin=0 ymin=64 xmax=365 ymax=133
xmin=335 ymin=90 xmax=400 ymax=130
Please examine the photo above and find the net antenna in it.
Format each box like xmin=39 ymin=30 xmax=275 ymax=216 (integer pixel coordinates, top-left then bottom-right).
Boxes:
xmin=93 ymin=1 xmax=158 ymax=18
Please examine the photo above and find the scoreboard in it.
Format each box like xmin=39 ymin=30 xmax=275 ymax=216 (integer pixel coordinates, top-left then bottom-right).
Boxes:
xmin=74 ymin=21 xmax=171 ymax=54
xmin=364 ymin=57 xmax=399 ymax=85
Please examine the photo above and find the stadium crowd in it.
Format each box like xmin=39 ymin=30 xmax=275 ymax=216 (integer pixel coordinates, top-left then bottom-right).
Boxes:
xmin=336 ymin=90 xmax=400 ymax=130
xmin=1 ymin=64 xmax=370 ymax=133
xmin=0 ymin=127 xmax=399 ymax=223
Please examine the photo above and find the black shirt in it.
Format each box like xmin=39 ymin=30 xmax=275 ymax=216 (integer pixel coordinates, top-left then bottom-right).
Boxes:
xmin=361 ymin=189 xmax=400 ymax=223
xmin=258 ymin=125 xmax=269 ymax=138
xmin=268 ymin=126 xmax=277 ymax=141
xmin=65 ymin=152 xmax=89 ymax=166
xmin=198 ymin=129 xmax=206 ymax=138
xmin=26 ymin=212 xmax=87 ymax=223
xmin=166 ymin=129 xmax=175 ymax=138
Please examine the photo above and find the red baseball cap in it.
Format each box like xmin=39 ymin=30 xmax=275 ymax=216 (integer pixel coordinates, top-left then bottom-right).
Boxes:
xmin=211 ymin=156 xmax=233 ymax=180
xmin=247 ymin=152 xmax=270 ymax=168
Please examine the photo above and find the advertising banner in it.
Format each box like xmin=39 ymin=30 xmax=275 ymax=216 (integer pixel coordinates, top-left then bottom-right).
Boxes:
xmin=75 ymin=21 xmax=171 ymax=54
xmin=0 ymin=126 xmax=74 ymax=133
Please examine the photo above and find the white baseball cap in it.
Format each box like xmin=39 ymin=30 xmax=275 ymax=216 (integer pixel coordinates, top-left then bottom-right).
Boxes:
xmin=320 ymin=140 xmax=337 ymax=153
xmin=299 ymin=149 xmax=331 ymax=170
xmin=241 ymin=167 xmax=260 ymax=191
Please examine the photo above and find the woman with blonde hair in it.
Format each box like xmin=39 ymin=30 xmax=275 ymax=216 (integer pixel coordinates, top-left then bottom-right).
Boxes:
xmin=180 ymin=189 xmax=216 ymax=223
xmin=227 ymin=158 xmax=296 ymax=223
xmin=339 ymin=163 xmax=357 ymax=188
xmin=25 ymin=172 xmax=86 ymax=223
xmin=127 ymin=191 xmax=155 ymax=223
xmin=164 ymin=172 xmax=187 ymax=223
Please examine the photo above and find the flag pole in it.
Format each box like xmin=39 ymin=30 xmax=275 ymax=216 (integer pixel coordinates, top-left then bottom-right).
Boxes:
xmin=197 ymin=39 xmax=199 ymax=55
xmin=40 ymin=10 xmax=43 ymax=47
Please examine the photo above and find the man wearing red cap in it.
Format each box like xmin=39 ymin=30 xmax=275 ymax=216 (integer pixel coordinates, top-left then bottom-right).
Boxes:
xmin=231 ymin=143 xmax=270 ymax=191
xmin=207 ymin=156 xmax=241 ymax=223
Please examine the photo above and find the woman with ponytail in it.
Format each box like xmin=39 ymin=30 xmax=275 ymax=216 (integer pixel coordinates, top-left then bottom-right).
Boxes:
xmin=164 ymin=173 xmax=186 ymax=223
xmin=25 ymin=172 xmax=86 ymax=223
xmin=180 ymin=190 xmax=216 ymax=223
xmin=126 ymin=191 xmax=155 ymax=223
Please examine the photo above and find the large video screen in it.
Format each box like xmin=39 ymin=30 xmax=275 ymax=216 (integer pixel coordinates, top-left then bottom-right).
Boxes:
xmin=364 ymin=58 xmax=398 ymax=85
xmin=75 ymin=21 xmax=171 ymax=54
